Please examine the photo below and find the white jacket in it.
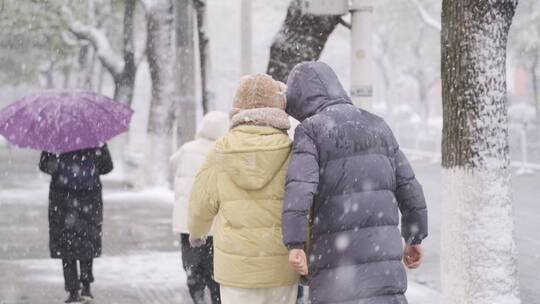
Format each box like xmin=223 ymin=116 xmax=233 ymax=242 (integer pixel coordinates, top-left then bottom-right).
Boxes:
xmin=170 ymin=111 xmax=229 ymax=234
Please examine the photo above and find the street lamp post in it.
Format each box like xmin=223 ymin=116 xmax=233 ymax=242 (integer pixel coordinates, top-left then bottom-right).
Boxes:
xmin=302 ymin=0 xmax=374 ymax=111
xmin=350 ymin=0 xmax=374 ymax=111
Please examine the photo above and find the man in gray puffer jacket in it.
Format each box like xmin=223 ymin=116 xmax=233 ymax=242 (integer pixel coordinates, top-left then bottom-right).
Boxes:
xmin=282 ymin=62 xmax=428 ymax=304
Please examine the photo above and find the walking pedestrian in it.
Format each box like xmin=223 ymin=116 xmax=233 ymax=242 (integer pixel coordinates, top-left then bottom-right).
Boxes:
xmin=39 ymin=145 xmax=113 ymax=304
xmin=188 ymin=74 xmax=299 ymax=304
xmin=170 ymin=111 xmax=229 ymax=304
xmin=282 ymin=62 xmax=428 ymax=304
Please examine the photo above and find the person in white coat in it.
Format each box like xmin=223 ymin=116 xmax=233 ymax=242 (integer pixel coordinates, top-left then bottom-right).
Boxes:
xmin=170 ymin=111 xmax=229 ymax=304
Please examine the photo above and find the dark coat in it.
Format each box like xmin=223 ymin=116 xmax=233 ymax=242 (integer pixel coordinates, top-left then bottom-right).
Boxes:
xmin=282 ymin=62 xmax=428 ymax=304
xmin=39 ymin=145 xmax=113 ymax=260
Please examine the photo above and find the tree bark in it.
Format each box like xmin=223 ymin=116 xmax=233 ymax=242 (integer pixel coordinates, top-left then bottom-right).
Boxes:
xmin=144 ymin=0 xmax=177 ymax=186
xmin=40 ymin=60 xmax=57 ymax=89
xmin=440 ymin=1 xmax=520 ymax=303
xmin=77 ymin=43 xmax=94 ymax=90
xmin=114 ymin=0 xmax=137 ymax=105
xmin=266 ymin=0 xmax=341 ymax=83
xmin=411 ymin=27 xmax=430 ymax=121
xmin=374 ymin=23 xmax=395 ymax=119
xmin=174 ymin=0 xmax=197 ymax=146
xmin=194 ymin=0 xmax=212 ymax=114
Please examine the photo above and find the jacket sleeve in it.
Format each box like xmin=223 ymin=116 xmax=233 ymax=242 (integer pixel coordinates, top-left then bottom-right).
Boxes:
xmin=39 ymin=152 xmax=58 ymax=175
xmin=386 ymin=126 xmax=428 ymax=245
xmin=188 ymin=148 xmax=220 ymax=238
xmin=282 ymin=123 xmax=320 ymax=249
xmin=98 ymin=144 xmax=114 ymax=175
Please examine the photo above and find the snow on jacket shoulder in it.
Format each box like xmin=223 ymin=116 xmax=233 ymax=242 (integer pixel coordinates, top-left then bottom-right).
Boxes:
xmin=188 ymin=125 xmax=299 ymax=289
xmin=170 ymin=111 xmax=228 ymax=234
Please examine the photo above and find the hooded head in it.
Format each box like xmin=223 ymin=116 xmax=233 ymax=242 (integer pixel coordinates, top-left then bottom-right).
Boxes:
xmin=286 ymin=61 xmax=352 ymax=122
xmin=229 ymin=73 xmax=291 ymax=130
xmin=197 ymin=111 xmax=229 ymax=141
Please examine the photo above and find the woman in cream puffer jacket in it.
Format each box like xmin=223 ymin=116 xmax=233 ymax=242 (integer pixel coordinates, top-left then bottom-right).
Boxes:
xmin=188 ymin=74 xmax=299 ymax=304
xmin=170 ymin=111 xmax=229 ymax=304
xmin=170 ymin=111 xmax=229 ymax=234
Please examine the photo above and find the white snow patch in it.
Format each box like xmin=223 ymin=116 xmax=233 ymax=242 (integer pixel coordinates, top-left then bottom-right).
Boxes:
xmin=6 ymin=251 xmax=185 ymax=288
xmin=0 ymin=188 xmax=49 ymax=206
xmin=0 ymin=136 xmax=8 ymax=148
xmin=406 ymin=281 xmax=441 ymax=303
xmin=441 ymin=168 xmax=520 ymax=304
xmin=0 ymin=188 xmax=173 ymax=206
xmin=335 ymin=235 xmax=350 ymax=252
xmin=104 ymin=188 xmax=174 ymax=205
xmin=508 ymin=103 xmax=536 ymax=125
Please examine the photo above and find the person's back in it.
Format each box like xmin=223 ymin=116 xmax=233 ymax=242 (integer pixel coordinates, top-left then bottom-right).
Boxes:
xmin=170 ymin=111 xmax=229 ymax=304
xmin=282 ymin=62 xmax=428 ymax=304
xmin=170 ymin=111 xmax=229 ymax=235
xmin=189 ymin=74 xmax=299 ymax=304
xmin=39 ymin=144 xmax=113 ymax=303
xmin=42 ymin=146 xmax=112 ymax=191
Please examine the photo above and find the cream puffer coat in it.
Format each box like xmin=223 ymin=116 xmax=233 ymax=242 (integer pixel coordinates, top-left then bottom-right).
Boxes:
xmin=188 ymin=125 xmax=299 ymax=289
xmin=170 ymin=111 xmax=229 ymax=234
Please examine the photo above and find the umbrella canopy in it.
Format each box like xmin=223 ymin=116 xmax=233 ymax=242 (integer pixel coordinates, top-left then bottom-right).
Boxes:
xmin=0 ymin=90 xmax=133 ymax=154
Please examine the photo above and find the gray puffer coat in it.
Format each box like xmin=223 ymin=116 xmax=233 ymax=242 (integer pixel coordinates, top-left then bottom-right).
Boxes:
xmin=282 ymin=62 xmax=428 ymax=304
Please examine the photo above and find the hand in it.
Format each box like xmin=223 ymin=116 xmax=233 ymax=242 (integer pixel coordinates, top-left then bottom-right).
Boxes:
xmin=403 ymin=244 xmax=423 ymax=269
xmin=189 ymin=235 xmax=207 ymax=248
xmin=289 ymin=249 xmax=309 ymax=275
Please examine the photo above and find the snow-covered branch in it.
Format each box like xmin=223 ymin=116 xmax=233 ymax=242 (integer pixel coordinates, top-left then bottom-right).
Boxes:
xmin=69 ymin=21 xmax=125 ymax=77
xmin=407 ymin=0 xmax=441 ymax=32
xmin=139 ymin=0 xmax=160 ymax=12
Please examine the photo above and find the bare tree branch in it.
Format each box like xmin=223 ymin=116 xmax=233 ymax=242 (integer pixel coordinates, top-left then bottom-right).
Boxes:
xmin=267 ymin=0 xmax=341 ymax=82
xmin=407 ymin=0 xmax=441 ymax=32
xmin=69 ymin=21 xmax=125 ymax=77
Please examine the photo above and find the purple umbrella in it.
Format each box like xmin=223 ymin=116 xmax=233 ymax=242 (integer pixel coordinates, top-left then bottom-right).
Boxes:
xmin=0 ymin=90 xmax=133 ymax=154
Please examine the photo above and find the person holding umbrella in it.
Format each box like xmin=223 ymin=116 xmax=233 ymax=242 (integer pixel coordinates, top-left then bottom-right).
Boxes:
xmin=40 ymin=144 xmax=113 ymax=303
xmin=0 ymin=90 xmax=133 ymax=304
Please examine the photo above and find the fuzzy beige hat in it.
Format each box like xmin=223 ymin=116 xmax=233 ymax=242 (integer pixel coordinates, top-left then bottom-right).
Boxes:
xmin=230 ymin=74 xmax=290 ymax=130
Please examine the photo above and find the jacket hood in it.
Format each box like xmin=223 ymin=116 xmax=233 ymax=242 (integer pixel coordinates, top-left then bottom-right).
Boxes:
xmin=216 ymin=126 xmax=292 ymax=190
xmin=286 ymin=62 xmax=352 ymax=122
xmin=197 ymin=111 xmax=229 ymax=141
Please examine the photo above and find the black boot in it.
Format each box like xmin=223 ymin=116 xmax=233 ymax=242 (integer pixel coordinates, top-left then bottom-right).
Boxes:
xmin=81 ymin=284 xmax=94 ymax=301
xmin=65 ymin=291 xmax=81 ymax=304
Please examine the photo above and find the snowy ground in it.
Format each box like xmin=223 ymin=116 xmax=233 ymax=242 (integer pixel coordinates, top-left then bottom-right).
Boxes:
xmin=1 ymin=149 xmax=539 ymax=303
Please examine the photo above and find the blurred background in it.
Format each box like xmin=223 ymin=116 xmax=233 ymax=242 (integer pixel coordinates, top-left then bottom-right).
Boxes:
xmin=1 ymin=0 xmax=539 ymax=303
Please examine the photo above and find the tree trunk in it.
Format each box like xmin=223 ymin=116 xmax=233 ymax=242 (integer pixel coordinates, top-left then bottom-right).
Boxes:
xmin=374 ymin=25 xmax=394 ymax=119
xmin=69 ymin=0 xmax=139 ymax=106
xmin=266 ymin=0 xmax=340 ymax=83
xmin=77 ymin=43 xmax=94 ymax=90
xmin=41 ymin=60 xmax=57 ymax=89
xmin=97 ymin=62 xmax=105 ymax=93
xmin=174 ymin=0 xmax=197 ymax=146
xmin=145 ymin=0 xmax=177 ymax=187
xmin=411 ymin=27 xmax=431 ymax=121
xmin=440 ymin=1 xmax=520 ymax=303
xmin=194 ymin=0 xmax=212 ymax=114
xmin=113 ymin=0 xmax=137 ymax=106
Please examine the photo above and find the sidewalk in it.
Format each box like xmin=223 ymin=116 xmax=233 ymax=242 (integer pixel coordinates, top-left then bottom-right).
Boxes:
xmin=0 ymin=178 xmax=192 ymax=304
xmin=0 ymin=182 xmax=439 ymax=304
